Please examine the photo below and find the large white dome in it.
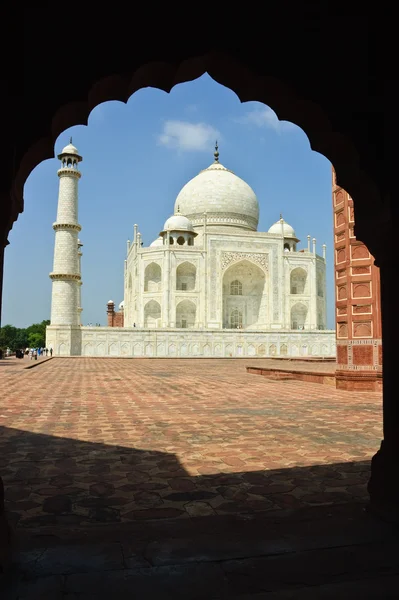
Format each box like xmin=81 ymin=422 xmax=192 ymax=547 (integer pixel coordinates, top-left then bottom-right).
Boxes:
xmin=174 ymin=158 xmax=259 ymax=231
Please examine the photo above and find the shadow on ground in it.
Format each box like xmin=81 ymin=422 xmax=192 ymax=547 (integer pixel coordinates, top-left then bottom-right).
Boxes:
xmin=1 ymin=426 xmax=399 ymax=598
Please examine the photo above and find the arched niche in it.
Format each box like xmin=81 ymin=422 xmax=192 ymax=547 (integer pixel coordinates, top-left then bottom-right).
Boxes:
xmin=317 ymin=308 xmax=325 ymax=329
xmin=176 ymin=299 xmax=196 ymax=328
xmin=290 ymin=267 xmax=307 ymax=294
xmin=144 ymin=299 xmax=161 ymax=328
xmin=222 ymin=260 xmax=266 ymax=329
xmin=176 ymin=262 xmax=196 ymax=291
xmin=291 ymin=302 xmax=308 ymax=330
xmin=317 ymin=272 xmax=324 ymax=297
xmin=144 ymin=262 xmax=162 ymax=292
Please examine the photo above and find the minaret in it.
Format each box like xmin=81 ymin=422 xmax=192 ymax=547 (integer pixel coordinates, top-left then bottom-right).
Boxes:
xmin=77 ymin=239 xmax=83 ymax=325
xmin=49 ymin=139 xmax=82 ymax=330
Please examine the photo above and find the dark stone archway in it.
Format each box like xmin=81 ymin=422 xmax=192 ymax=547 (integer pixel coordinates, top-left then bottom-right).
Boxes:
xmin=1 ymin=6 xmax=398 ymax=567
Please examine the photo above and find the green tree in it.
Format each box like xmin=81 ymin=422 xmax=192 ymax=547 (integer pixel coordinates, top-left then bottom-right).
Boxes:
xmin=26 ymin=320 xmax=50 ymax=348
xmin=13 ymin=329 xmax=28 ymax=350
xmin=1 ymin=319 xmax=50 ymax=352
xmin=0 ymin=325 xmax=17 ymax=349
xmin=28 ymin=332 xmax=44 ymax=348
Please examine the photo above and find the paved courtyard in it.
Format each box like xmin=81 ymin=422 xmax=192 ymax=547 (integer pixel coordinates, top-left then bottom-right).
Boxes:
xmin=0 ymin=357 xmax=382 ymax=532
xmin=4 ymin=358 xmax=399 ymax=598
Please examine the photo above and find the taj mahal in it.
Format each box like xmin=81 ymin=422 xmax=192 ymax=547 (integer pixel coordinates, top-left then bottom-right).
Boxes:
xmin=46 ymin=141 xmax=336 ymax=358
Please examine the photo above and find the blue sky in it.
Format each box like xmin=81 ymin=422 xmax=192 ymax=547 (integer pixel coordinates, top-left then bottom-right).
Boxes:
xmin=2 ymin=74 xmax=335 ymax=329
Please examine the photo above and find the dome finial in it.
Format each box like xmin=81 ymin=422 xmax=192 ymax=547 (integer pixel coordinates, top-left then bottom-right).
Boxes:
xmin=280 ymin=213 xmax=283 ymax=221
xmin=214 ymin=140 xmax=219 ymax=163
xmin=177 ymin=204 xmax=180 ymax=214
xmin=70 ymin=136 xmax=73 ymax=144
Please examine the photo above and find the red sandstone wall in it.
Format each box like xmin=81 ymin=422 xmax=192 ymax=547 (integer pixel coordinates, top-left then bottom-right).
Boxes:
xmin=332 ymin=167 xmax=382 ymax=390
xmin=112 ymin=312 xmax=124 ymax=327
xmin=106 ymin=304 xmax=124 ymax=327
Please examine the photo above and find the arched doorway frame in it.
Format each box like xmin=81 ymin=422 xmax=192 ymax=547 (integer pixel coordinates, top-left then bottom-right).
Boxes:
xmin=221 ymin=258 xmax=268 ymax=329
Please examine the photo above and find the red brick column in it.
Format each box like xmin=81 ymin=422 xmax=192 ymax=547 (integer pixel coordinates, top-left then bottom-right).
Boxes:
xmin=107 ymin=301 xmax=115 ymax=327
xmin=106 ymin=301 xmax=124 ymax=327
xmin=332 ymin=168 xmax=382 ymax=391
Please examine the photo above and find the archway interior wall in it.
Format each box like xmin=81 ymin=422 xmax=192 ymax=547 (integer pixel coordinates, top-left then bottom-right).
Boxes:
xmin=291 ymin=302 xmax=308 ymax=330
xmin=176 ymin=262 xmax=196 ymax=291
xmin=290 ymin=268 xmax=307 ymax=295
xmin=176 ymin=299 xmax=196 ymax=328
xmin=222 ymin=260 xmax=267 ymax=329
xmin=144 ymin=299 xmax=161 ymax=328
xmin=144 ymin=262 xmax=162 ymax=292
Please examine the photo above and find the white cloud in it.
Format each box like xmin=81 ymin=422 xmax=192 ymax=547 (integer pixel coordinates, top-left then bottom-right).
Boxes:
xmin=158 ymin=120 xmax=220 ymax=151
xmin=235 ymin=107 xmax=296 ymax=133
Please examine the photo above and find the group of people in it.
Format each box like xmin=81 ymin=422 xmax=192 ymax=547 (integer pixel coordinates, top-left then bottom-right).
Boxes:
xmin=15 ymin=347 xmax=53 ymax=360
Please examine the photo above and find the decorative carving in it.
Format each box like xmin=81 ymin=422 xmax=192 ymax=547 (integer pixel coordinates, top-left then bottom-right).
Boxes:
xmin=352 ymin=304 xmax=372 ymax=314
xmin=53 ymin=222 xmax=82 ymax=232
xmin=334 ymin=190 xmax=344 ymax=206
xmin=175 ymin=296 xmax=197 ymax=305
xmin=353 ymin=321 xmax=372 ymax=337
xmin=351 ymin=244 xmax=369 ymax=260
xmin=337 ymin=285 xmax=347 ymax=300
xmin=188 ymin=212 xmax=258 ymax=230
xmin=336 ymin=248 xmax=346 ymax=263
xmin=49 ymin=272 xmax=81 ymax=281
xmin=176 ymin=259 xmax=198 ymax=267
xmin=221 ymin=251 xmax=268 ymax=271
xmin=352 ymin=266 xmax=370 ymax=275
xmin=337 ymin=322 xmax=348 ymax=338
xmin=352 ymin=282 xmax=371 ymax=298
xmin=335 ymin=211 xmax=345 ymax=226
xmin=290 ymin=298 xmax=309 ymax=307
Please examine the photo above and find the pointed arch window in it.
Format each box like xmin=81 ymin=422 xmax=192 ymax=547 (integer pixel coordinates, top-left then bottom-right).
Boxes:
xmin=230 ymin=279 xmax=242 ymax=295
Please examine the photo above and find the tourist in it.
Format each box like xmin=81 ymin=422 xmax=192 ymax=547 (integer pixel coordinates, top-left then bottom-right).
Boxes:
xmin=50 ymin=348 xmax=53 ymax=357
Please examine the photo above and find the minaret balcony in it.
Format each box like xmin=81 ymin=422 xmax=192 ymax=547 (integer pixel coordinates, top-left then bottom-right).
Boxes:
xmin=57 ymin=168 xmax=82 ymax=178
xmin=53 ymin=222 xmax=82 ymax=232
xmin=49 ymin=272 xmax=81 ymax=281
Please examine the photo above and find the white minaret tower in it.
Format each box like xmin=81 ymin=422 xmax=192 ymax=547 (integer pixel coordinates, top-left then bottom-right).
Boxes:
xmin=48 ymin=139 xmax=82 ymax=353
xmin=77 ymin=239 xmax=83 ymax=325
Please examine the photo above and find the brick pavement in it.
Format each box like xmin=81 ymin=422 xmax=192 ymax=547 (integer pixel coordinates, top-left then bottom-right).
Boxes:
xmin=0 ymin=357 xmax=382 ymax=534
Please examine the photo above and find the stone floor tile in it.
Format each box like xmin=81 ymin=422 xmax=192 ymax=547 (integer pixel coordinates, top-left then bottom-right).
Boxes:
xmin=0 ymin=357 xmax=382 ymax=533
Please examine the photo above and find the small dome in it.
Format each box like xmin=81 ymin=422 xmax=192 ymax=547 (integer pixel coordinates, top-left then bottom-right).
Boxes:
xmin=163 ymin=214 xmax=194 ymax=232
xmin=150 ymin=237 xmax=164 ymax=247
xmin=107 ymin=300 xmax=114 ymax=305
xmin=61 ymin=142 xmax=79 ymax=155
xmin=268 ymin=218 xmax=297 ymax=238
xmin=119 ymin=301 xmax=124 ymax=310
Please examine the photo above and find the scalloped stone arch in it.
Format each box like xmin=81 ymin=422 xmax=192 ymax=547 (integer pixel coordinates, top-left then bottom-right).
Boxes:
xmin=9 ymin=52 xmax=379 ymax=250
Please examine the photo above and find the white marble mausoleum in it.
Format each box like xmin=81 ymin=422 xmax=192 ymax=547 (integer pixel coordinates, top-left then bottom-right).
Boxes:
xmin=46 ymin=141 xmax=336 ymax=358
